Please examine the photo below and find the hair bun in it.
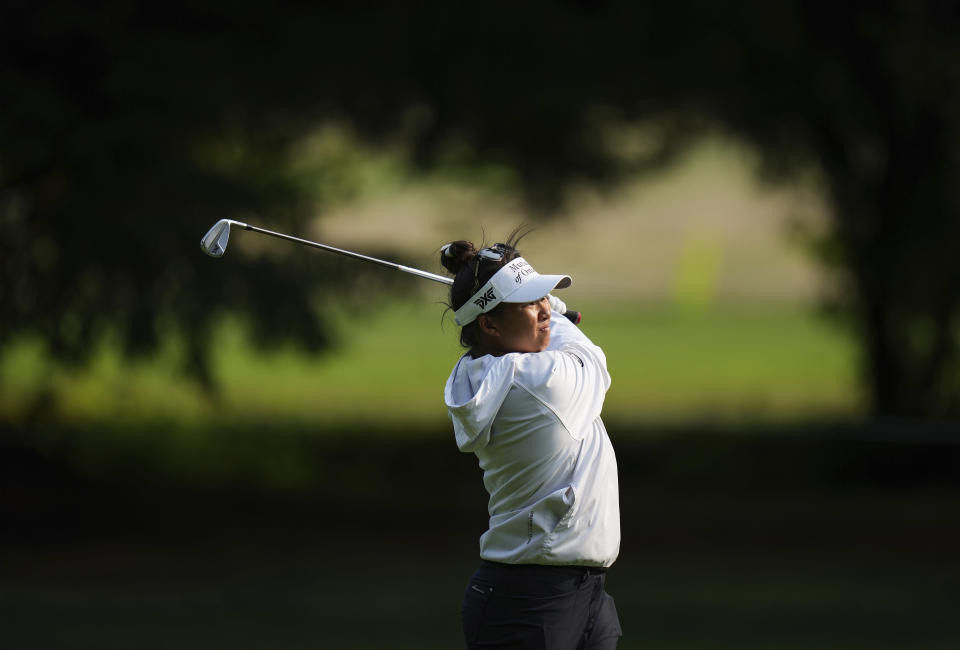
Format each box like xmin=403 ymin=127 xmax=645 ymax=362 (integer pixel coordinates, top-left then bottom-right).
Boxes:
xmin=439 ymin=240 xmax=476 ymax=275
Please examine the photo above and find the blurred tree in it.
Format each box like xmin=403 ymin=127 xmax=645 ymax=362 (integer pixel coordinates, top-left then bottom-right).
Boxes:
xmin=2 ymin=0 xmax=958 ymax=415
xmin=0 ymin=0 xmax=409 ymax=385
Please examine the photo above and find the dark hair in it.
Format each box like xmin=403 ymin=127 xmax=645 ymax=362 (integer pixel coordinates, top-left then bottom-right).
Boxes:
xmin=439 ymin=226 xmax=531 ymax=349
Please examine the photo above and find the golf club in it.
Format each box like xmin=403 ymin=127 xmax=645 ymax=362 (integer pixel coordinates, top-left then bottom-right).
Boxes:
xmin=200 ymin=219 xmax=582 ymax=323
xmin=200 ymin=218 xmax=451 ymax=284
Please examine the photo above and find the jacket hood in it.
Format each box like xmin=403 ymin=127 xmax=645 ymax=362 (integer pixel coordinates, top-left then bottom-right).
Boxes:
xmin=444 ymin=353 xmax=519 ymax=452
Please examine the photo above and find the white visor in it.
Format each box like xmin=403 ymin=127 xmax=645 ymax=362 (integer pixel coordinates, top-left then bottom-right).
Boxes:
xmin=454 ymin=257 xmax=572 ymax=326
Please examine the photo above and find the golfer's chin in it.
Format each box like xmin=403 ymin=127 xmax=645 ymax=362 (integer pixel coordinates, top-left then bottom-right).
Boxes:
xmin=501 ymin=330 xmax=550 ymax=354
xmin=535 ymin=330 xmax=551 ymax=351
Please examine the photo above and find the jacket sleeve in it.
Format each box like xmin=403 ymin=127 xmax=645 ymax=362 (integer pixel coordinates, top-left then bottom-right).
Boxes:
xmin=512 ymin=311 xmax=611 ymax=438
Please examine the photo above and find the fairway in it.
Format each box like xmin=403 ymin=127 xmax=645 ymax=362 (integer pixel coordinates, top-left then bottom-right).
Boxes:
xmin=2 ymin=299 xmax=859 ymax=433
xmin=213 ymin=299 xmax=860 ymax=428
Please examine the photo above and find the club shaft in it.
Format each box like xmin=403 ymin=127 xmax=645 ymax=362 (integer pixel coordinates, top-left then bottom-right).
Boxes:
xmin=240 ymin=222 xmax=453 ymax=285
xmin=214 ymin=220 xmax=581 ymax=324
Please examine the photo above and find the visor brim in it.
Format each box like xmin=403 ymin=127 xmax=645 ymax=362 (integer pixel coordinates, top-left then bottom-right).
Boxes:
xmin=502 ymin=274 xmax=572 ymax=303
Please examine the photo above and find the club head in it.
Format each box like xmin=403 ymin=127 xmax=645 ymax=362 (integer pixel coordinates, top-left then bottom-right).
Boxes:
xmin=200 ymin=219 xmax=233 ymax=257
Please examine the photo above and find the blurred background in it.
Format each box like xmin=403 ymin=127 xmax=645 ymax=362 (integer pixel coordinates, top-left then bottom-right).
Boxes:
xmin=2 ymin=2 xmax=959 ymax=648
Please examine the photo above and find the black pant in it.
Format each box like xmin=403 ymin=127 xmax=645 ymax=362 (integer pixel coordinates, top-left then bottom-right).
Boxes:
xmin=461 ymin=561 xmax=622 ymax=649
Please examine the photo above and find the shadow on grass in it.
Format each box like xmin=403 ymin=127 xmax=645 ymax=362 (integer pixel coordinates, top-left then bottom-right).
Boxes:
xmin=2 ymin=420 xmax=959 ymax=649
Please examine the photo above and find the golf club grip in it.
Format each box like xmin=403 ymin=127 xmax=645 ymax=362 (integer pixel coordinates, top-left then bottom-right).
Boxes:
xmin=563 ymin=310 xmax=582 ymax=325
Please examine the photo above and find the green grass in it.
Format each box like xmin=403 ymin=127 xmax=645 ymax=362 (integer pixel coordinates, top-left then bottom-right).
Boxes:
xmin=1 ymin=299 xmax=859 ymax=433
xmin=208 ymin=299 xmax=861 ymax=428
xmin=589 ymin=303 xmax=860 ymax=424
xmin=5 ymin=488 xmax=958 ymax=650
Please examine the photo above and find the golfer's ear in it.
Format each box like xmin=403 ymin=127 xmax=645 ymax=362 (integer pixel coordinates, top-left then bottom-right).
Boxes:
xmin=477 ymin=314 xmax=499 ymax=337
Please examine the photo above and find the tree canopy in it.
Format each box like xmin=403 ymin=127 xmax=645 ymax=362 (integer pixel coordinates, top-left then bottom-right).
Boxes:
xmin=2 ymin=0 xmax=958 ymax=415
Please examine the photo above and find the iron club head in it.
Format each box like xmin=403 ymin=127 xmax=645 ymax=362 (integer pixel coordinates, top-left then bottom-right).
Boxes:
xmin=200 ymin=219 xmax=234 ymax=257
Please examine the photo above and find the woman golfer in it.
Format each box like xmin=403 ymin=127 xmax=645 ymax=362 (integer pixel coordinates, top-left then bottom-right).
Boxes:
xmin=441 ymin=235 xmax=622 ymax=649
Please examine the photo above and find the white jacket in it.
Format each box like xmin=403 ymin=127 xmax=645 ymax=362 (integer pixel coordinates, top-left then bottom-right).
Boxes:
xmin=444 ymin=312 xmax=621 ymax=567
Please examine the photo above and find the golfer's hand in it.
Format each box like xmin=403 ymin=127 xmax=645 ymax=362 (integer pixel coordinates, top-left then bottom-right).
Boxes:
xmin=547 ymin=294 xmax=567 ymax=314
xmin=547 ymin=294 xmax=582 ymax=325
